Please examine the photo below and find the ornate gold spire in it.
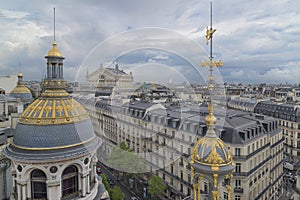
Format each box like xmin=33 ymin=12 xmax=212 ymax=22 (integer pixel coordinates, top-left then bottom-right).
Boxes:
xmin=201 ymin=1 xmax=222 ymax=134
xmin=190 ymin=2 xmax=234 ymax=200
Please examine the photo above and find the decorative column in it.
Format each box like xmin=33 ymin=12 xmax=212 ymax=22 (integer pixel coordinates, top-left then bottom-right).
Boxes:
xmin=193 ymin=184 xmax=197 ymax=200
xmin=17 ymin=183 xmax=21 ymax=200
xmin=227 ymin=185 xmax=231 ymax=200
xmin=21 ymin=183 xmax=26 ymax=200
xmin=81 ymin=173 xmax=87 ymax=197
xmin=86 ymin=174 xmax=91 ymax=194
xmin=47 ymin=180 xmax=61 ymax=200
xmin=197 ymin=176 xmax=201 ymax=200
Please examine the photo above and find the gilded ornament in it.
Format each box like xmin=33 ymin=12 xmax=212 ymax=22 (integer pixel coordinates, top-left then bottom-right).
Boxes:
xmin=205 ymin=145 xmax=224 ymax=164
xmin=206 ymin=26 xmax=217 ymax=45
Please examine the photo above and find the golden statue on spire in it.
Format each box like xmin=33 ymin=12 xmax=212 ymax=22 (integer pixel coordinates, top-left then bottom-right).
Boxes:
xmin=206 ymin=26 xmax=217 ymax=45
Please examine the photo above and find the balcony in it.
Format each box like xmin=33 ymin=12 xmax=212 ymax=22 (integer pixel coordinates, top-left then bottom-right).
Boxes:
xmin=234 ymin=187 xmax=244 ymax=193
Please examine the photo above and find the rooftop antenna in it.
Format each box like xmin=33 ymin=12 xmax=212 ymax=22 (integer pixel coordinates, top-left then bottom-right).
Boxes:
xmin=18 ymin=62 xmax=21 ymax=73
xmin=53 ymin=7 xmax=56 ymax=42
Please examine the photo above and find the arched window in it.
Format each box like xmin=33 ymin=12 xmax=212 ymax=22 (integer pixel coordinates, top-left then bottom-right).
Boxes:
xmin=31 ymin=169 xmax=47 ymax=199
xmin=62 ymin=165 xmax=78 ymax=198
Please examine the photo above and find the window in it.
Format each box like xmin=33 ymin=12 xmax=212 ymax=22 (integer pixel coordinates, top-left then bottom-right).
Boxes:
xmin=188 ymin=175 xmax=191 ymax=183
xmin=224 ymin=192 xmax=228 ymax=200
xmin=235 ymin=179 xmax=241 ymax=188
xmin=204 ymin=183 xmax=208 ymax=193
xmin=180 ymin=171 xmax=183 ymax=179
xmin=179 ymin=158 xmax=184 ymax=166
xmin=31 ymin=169 xmax=47 ymax=199
xmin=62 ymin=165 xmax=78 ymax=198
xmin=187 ymin=188 xmax=191 ymax=196
xmin=235 ymin=148 xmax=241 ymax=157
xmin=235 ymin=195 xmax=241 ymax=200
xmin=235 ymin=163 xmax=241 ymax=173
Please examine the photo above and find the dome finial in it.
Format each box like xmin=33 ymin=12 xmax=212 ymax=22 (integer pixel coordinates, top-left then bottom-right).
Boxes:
xmin=47 ymin=8 xmax=63 ymax=57
xmin=53 ymin=7 xmax=56 ymax=43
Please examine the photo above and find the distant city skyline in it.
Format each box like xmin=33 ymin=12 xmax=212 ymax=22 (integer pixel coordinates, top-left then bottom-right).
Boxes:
xmin=1 ymin=0 xmax=299 ymax=84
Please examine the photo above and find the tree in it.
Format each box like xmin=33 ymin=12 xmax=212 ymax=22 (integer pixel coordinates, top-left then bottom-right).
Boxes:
xmin=148 ymin=175 xmax=166 ymax=199
xmin=100 ymin=173 xmax=109 ymax=189
xmin=108 ymin=186 xmax=125 ymax=200
xmin=119 ymin=141 xmax=131 ymax=151
xmin=107 ymin=141 xmax=146 ymax=173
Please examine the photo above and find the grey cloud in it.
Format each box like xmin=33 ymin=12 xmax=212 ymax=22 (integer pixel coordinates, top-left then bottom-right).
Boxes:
xmin=0 ymin=0 xmax=299 ymax=84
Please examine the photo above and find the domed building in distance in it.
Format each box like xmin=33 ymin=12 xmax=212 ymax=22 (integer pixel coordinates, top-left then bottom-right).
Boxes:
xmin=9 ymin=72 xmax=33 ymax=112
xmin=9 ymin=72 xmax=32 ymax=100
xmin=3 ymin=40 xmax=102 ymax=200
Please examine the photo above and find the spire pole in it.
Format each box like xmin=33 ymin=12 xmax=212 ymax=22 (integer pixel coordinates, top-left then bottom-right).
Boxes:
xmin=210 ymin=2 xmax=213 ymax=61
xmin=53 ymin=7 xmax=56 ymax=42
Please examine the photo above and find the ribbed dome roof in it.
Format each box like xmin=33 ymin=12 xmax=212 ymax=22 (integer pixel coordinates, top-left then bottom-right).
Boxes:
xmin=11 ymin=89 xmax=96 ymax=150
xmin=19 ymin=97 xmax=89 ymax=125
xmin=10 ymin=85 xmax=32 ymax=99
xmin=191 ymin=136 xmax=233 ymax=166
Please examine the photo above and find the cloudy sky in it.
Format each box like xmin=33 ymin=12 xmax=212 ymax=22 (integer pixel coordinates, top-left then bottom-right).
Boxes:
xmin=1 ymin=0 xmax=300 ymax=84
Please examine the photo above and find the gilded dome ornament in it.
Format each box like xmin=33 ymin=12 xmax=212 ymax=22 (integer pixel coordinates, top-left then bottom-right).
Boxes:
xmin=204 ymin=145 xmax=224 ymax=164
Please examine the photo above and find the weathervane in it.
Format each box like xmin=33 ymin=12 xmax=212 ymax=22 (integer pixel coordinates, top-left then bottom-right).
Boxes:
xmin=201 ymin=2 xmax=222 ymax=120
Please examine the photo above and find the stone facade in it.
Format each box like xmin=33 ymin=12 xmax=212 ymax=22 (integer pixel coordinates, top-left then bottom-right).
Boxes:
xmin=76 ymin=95 xmax=284 ymax=200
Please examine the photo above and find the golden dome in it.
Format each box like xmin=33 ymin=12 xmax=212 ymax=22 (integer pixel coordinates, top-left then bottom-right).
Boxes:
xmin=11 ymin=85 xmax=31 ymax=94
xmin=17 ymin=73 xmax=23 ymax=77
xmin=10 ymin=85 xmax=32 ymax=99
xmin=47 ymin=42 xmax=63 ymax=57
xmin=191 ymin=136 xmax=233 ymax=167
xmin=20 ymin=97 xmax=89 ymax=125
